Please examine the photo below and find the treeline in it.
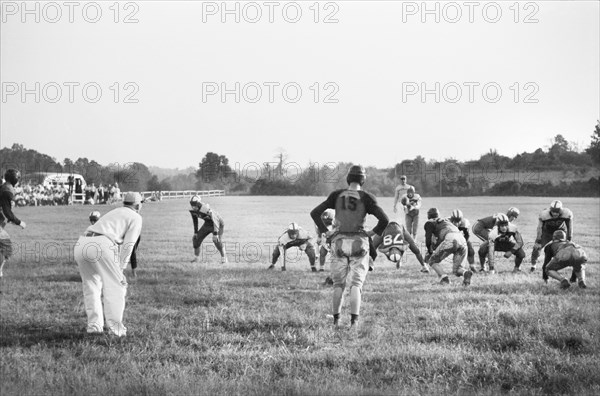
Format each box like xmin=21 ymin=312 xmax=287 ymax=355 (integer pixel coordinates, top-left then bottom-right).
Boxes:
xmin=2 ymin=129 xmax=599 ymax=197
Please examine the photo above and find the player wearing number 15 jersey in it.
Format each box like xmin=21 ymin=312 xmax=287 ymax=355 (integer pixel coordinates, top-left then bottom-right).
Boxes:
xmin=311 ymin=165 xmax=389 ymax=332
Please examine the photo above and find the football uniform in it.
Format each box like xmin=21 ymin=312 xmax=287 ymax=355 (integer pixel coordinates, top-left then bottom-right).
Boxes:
xmin=311 ymin=188 xmax=388 ymax=289
xmin=400 ymin=193 xmax=421 ymax=238
xmin=272 ymin=226 xmax=316 ymax=269
xmin=478 ymin=223 xmax=525 ymax=270
xmin=0 ymin=182 xmax=22 ymax=260
xmin=424 ymin=218 xmax=467 ymax=275
xmin=451 ymin=217 xmax=476 ymax=267
xmin=190 ymin=206 xmax=224 ymax=248
xmin=372 ymin=221 xmax=426 ymax=269
xmin=531 ymin=208 xmax=573 ymax=265
xmin=542 ymin=240 xmax=587 ymax=280
xmin=472 ymin=215 xmax=496 ymax=242
xmin=315 ymin=210 xmax=335 ymax=269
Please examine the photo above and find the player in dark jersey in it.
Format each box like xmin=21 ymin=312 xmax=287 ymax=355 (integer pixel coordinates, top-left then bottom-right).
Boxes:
xmin=189 ymin=196 xmax=227 ymax=264
xmin=531 ymin=200 xmax=573 ymax=273
xmin=315 ymin=209 xmax=335 ymax=271
xmin=371 ymin=221 xmax=429 ymax=272
xmin=269 ymin=222 xmax=317 ymax=271
xmin=311 ymin=165 xmax=389 ymax=332
xmin=449 ymin=209 xmax=477 ymax=272
xmin=542 ymin=230 xmax=587 ymax=289
xmin=0 ymin=169 xmax=27 ymax=281
xmin=424 ymin=208 xmax=472 ymax=286
xmin=477 ymin=213 xmax=525 ymax=273
xmin=472 ymin=207 xmax=520 ymax=242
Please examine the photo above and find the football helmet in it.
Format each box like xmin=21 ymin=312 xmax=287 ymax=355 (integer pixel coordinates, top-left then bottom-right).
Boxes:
xmin=346 ymin=165 xmax=366 ymax=186
xmin=89 ymin=211 xmax=101 ymax=224
xmin=506 ymin=207 xmax=520 ymax=220
xmin=552 ymin=230 xmax=566 ymax=241
xmin=496 ymin=213 xmax=510 ymax=225
xmin=190 ymin=195 xmax=202 ymax=207
xmin=450 ymin=209 xmax=463 ymax=223
xmin=549 ymin=200 xmax=563 ymax=214
xmin=287 ymin=222 xmax=300 ymax=239
xmin=407 ymin=186 xmax=415 ymax=196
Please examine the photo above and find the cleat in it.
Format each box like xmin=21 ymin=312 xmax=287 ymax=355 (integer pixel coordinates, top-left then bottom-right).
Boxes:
xmin=440 ymin=276 xmax=450 ymax=285
xmin=530 ymin=266 xmax=536 ymax=273
xmin=324 ymin=276 xmax=334 ymax=285
xmin=281 ymin=267 xmax=286 ymax=271
xmin=190 ymin=257 xmax=199 ymax=263
xmin=470 ymin=266 xmax=478 ymax=273
xmin=221 ymin=256 xmax=228 ymax=264
xmin=560 ymin=279 xmax=571 ymax=289
xmin=319 ymin=268 xmax=325 ymax=272
xmin=267 ymin=264 xmax=275 ymax=270
xmin=463 ymin=270 xmax=473 ymax=286
xmin=578 ymin=281 xmax=587 ymax=289
xmin=489 ymin=269 xmax=496 ymax=275
xmin=311 ymin=267 xmax=317 ymax=273
xmin=512 ymin=267 xmax=522 ymax=273
xmin=420 ymin=266 xmax=430 ymax=273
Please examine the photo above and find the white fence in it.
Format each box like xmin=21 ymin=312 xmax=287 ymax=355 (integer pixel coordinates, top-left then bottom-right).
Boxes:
xmin=140 ymin=190 xmax=225 ymax=201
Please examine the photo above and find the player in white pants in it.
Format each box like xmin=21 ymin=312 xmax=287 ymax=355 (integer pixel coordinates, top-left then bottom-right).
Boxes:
xmin=74 ymin=192 xmax=143 ymax=336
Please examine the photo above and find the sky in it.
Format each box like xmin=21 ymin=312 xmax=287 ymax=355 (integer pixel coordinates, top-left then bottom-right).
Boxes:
xmin=1 ymin=0 xmax=599 ymax=171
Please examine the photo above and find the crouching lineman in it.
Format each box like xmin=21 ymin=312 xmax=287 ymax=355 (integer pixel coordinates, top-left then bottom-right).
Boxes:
xmin=424 ymin=208 xmax=472 ymax=286
xmin=531 ymin=200 xmax=573 ymax=273
xmin=311 ymin=165 xmax=389 ymax=331
xmin=472 ymin=207 xmax=520 ymax=242
xmin=478 ymin=213 xmax=526 ymax=273
xmin=269 ymin=223 xmax=317 ymax=272
xmin=1 ymin=169 xmax=27 ymax=280
xmin=542 ymin=230 xmax=588 ymax=289
xmin=449 ymin=209 xmax=477 ymax=273
xmin=372 ymin=221 xmax=429 ymax=272
xmin=315 ymin=209 xmax=336 ymax=271
xmin=189 ymin=195 xmax=228 ymax=264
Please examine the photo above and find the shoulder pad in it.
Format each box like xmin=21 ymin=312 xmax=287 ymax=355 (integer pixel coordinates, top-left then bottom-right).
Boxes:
xmin=539 ymin=209 xmax=552 ymax=221
xmin=561 ymin=208 xmax=573 ymax=218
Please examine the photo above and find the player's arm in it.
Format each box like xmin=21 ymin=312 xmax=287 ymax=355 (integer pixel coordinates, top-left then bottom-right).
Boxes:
xmin=0 ymin=191 xmax=22 ymax=226
xmin=424 ymin=222 xmax=434 ymax=254
xmin=367 ymin=197 xmax=389 ymax=236
xmin=120 ymin=217 xmax=143 ymax=269
xmin=210 ymin=211 xmax=221 ymax=235
xmin=535 ymin=217 xmax=543 ymax=244
xmin=413 ymin=195 xmax=422 ymax=210
xmin=190 ymin=211 xmax=199 ymax=233
xmin=487 ymin=228 xmax=499 ymax=267
xmin=542 ymin=243 xmax=554 ymax=281
xmin=566 ymin=215 xmax=573 ymax=241
xmin=393 ymin=188 xmax=400 ymax=211
xmin=513 ymin=229 xmax=524 ymax=250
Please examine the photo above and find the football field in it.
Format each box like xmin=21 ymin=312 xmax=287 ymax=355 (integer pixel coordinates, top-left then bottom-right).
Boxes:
xmin=1 ymin=196 xmax=599 ymax=395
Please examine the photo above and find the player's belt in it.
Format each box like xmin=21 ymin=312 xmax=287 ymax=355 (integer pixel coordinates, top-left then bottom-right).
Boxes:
xmin=83 ymin=231 xmax=104 ymax=237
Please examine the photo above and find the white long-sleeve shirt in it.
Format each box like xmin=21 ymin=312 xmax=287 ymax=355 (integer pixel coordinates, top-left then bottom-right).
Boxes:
xmin=86 ymin=206 xmax=142 ymax=267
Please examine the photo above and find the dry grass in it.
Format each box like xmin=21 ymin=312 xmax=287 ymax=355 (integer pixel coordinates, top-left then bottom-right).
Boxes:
xmin=1 ymin=196 xmax=599 ymax=395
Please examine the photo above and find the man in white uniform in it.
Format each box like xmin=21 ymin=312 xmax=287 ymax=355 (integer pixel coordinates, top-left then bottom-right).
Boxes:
xmin=74 ymin=192 xmax=143 ymax=336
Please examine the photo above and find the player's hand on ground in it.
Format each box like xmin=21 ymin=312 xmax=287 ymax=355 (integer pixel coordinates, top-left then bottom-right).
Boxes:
xmin=212 ymin=235 xmax=220 ymax=244
xmin=19 ymin=221 xmax=27 ymax=229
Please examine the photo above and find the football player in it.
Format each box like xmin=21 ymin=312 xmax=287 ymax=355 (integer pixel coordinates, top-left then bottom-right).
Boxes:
xmin=269 ymin=222 xmax=317 ymax=272
xmin=472 ymin=207 xmax=520 ymax=242
xmin=189 ymin=196 xmax=228 ymax=264
xmin=315 ymin=209 xmax=335 ymax=271
xmin=89 ymin=210 xmax=101 ymax=225
xmin=371 ymin=221 xmax=429 ymax=272
xmin=393 ymin=175 xmax=413 ymax=215
xmin=311 ymin=165 xmax=389 ymax=331
xmin=0 ymin=169 xmax=27 ymax=280
xmin=400 ymin=187 xmax=421 ymax=240
xmin=424 ymin=208 xmax=472 ymax=286
xmin=449 ymin=209 xmax=477 ymax=272
xmin=542 ymin=230 xmax=587 ymax=289
xmin=478 ymin=213 xmax=526 ymax=273
xmin=531 ymin=200 xmax=573 ymax=273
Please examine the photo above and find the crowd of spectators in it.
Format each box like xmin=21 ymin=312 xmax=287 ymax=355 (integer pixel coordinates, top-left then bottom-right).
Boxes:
xmin=11 ymin=181 xmax=123 ymax=206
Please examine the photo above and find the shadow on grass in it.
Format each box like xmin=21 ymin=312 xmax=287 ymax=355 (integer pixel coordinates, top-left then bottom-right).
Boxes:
xmin=0 ymin=322 xmax=86 ymax=348
xmin=42 ymin=274 xmax=82 ymax=283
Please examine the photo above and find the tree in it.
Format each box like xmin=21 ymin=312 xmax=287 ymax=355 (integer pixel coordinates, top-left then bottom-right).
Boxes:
xmin=586 ymin=121 xmax=600 ymax=166
xmin=196 ymin=152 xmax=234 ymax=183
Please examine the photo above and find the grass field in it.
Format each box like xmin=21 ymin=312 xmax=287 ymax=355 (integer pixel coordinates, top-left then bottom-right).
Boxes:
xmin=1 ymin=196 xmax=599 ymax=395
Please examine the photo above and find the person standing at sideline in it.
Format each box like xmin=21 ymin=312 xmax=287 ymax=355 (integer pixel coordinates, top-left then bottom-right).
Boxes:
xmin=0 ymin=169 xmax=27 ymax=280
xmin=74 ymin=192 xmax=143 ymax=336
xmin=393 ymin=175 xmax=414 ymax=216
